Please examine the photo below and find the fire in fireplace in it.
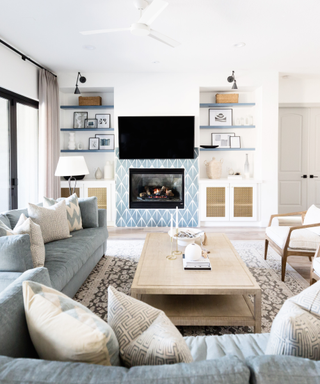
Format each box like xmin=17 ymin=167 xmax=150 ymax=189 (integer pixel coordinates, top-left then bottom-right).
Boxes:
xmin=129 ymin=168 xmax=184 ymax=209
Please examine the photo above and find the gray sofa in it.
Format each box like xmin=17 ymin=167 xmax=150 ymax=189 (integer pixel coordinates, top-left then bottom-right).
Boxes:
xmin=0 ymin=198 xmax=108 ymax=297
xmin=0 ymin=268 xmax=320 ymax=383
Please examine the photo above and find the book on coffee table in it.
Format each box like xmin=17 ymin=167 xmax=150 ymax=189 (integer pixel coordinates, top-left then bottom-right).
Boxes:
xmin=182 ymin=254 xmax=212 ymax=270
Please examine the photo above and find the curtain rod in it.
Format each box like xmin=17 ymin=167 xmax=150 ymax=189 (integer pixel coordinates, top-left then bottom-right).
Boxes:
xmin=0 ymin=38 xmax=57 ymax=78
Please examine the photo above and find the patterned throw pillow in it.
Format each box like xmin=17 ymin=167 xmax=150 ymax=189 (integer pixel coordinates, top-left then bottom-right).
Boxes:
xmin=14 ymin=214 xmax=45 ymax=268
xmin=28 ymin=200 xmax=70 ymax=244
xmin=43 ymin=193 xmax=83 ymax=232
xmin=266 ymin=280 xmax=320 ymax=359
xmin=108 ymin=286 xmax=193 ymax=367
xmin=0 ymin=220 xmax=14 ymax=237
xmin=23 ymin=281 xmax=120 ymax=366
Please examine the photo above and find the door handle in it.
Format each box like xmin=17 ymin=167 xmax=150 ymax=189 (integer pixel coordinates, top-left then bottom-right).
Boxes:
xmin=310 ymin=175 xmax=319 ymax=178
xmin=301 ymin=175 xmax=307 ymax=178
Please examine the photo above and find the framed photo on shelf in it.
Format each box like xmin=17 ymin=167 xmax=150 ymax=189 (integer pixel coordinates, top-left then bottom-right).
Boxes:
xmin=84 ymin=118 xmax=98 ymax=129
xmin=89 ymin=137 xmax=100 ymax=150
xmin=95 ymin=134 xmax=114 ymax=150
xmin=73 ymin=112 xmax=88 ymax=128
xmin=209 ymin=109 xmax=233 ymax=126
xmin=211 ymin=132 xmax=235 ymax=148
xmin=95 ymin=114 xmax=111 ymax=128
xmin=230 ymin=136 xmax=241 ymax=148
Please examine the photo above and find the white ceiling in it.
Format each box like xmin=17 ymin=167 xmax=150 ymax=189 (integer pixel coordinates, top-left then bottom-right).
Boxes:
xmin=1 ymin=0 xmax=320 ymax=75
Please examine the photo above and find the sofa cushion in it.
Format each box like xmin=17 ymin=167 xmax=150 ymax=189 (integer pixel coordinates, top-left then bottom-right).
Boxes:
xmin=0 ymin=214 xmax=11 ymax=229
xmin=28 ymin=200 xmax=70 ymax=243
xmin=0 ymin=272 xmax=22 ymax=293
xmin=185 ymin=333 xmax=269 ymax=362
xmin=266 ymin=226 xmax=320 ymax=250
xmin=108 ymin=286 xmax=193 ymax=368
xmin=0 ymin=267 xmax=52 ymax=358
xmin=246 ymin=355 xmax=320 ymax=384
xmin=44 ymin=193 xmax=83 ymax=232
xmin=4 ymin=208 xmax=29 ymax=229
xmin=266 ymin=281 xmax=320 ymax=360
xmin=14 ymin=214 xmax=45 ymax=268
xmin=304 ymin=204 xmax=320 ymax=235
xmin=78 ymin=197 xmax=99 ymax=228
xmin=44 ymin=226 xmax=108 ymax=291
xmin=0 ymin=355 xmax=250 ymax=384
xmin=23 ymin=281 xmax=120 ymax=366
xmin=0 ymin=219 xmax=14 ymax=237
xmin=0 ymin=234 xmax=34 ymax=272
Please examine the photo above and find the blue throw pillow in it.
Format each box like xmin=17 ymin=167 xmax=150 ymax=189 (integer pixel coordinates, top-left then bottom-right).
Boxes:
xmin=0 ymin=234 xmax=34 ymax=272
xmin=78 ymin=197 xmax=99 ymax=228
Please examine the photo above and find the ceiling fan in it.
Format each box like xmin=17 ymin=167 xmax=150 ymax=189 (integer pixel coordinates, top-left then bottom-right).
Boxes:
xmin=80 ymin=0 xmax=180 ymax=48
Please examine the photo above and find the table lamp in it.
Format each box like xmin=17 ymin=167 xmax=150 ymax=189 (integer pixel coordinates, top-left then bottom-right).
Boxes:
xmin=55 ymin=156 xmax=89 ymax=196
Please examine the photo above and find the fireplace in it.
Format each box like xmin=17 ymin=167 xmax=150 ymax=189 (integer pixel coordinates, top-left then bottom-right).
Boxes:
xmin=129 ymin=168 xmax=184 ymax=209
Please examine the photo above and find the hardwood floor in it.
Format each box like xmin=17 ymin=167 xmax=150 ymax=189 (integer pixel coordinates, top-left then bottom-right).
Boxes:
xmin=108 ymin=226 xmax=312 ymax=283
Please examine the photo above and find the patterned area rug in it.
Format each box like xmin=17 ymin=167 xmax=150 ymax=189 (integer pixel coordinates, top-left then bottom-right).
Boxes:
xmin=74 ymin=239 xmax=309 ymax=336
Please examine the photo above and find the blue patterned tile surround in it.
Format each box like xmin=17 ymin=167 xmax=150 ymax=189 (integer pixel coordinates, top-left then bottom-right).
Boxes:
xmin=115 ymin=148 xmax=199 ymax=227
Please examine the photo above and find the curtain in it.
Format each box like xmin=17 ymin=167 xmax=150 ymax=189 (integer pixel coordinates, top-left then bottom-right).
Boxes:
xmin=38 ymin=69 xmax=60 ymax=199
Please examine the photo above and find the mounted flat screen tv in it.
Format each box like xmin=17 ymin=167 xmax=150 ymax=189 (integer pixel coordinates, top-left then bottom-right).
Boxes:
xmin=118 ymin=116 xmax=195 ymax=159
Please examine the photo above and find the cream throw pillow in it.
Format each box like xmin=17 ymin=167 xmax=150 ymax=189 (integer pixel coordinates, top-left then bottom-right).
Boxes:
xmin=23 ymin=281 xmax=120 ymax=366
xmin=14 ymin=214 xmax=45 ymax=268
xmin=108 ymin=286 xmax=193 ymax=367
xmin=43 ymin=193 xmax=83 ymax=232
xmin=304 ymin=205 xmax=320 ymax=235
xmin=28 ymin=200 xmax=70 ymax=243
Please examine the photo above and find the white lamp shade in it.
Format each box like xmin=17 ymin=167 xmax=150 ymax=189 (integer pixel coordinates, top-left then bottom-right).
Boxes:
xmin=55 ymin=156 xmax=89 ymax=177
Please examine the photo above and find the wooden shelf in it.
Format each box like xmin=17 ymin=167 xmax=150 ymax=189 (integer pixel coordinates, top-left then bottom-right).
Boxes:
xmin=60 ymin=128 xmax=114 ymax=132
xmin=200 ymin=103 xmax=255 ymax=108
xmin=60 ymin=105 xmax=114 ymax=109
xmin=200 ymin=148 xmax=255 ymax=151
xmin=61 ymin=149 xmax=114 ymax=153
xmin=200 ymin=125 xmax=255 ymax=129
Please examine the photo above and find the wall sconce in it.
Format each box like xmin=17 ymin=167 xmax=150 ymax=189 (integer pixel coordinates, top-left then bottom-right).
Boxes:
xmin=74 ymin=72 xmax=87 ymax=94
xmin=227 ymin=71 xmax=238 ymax=89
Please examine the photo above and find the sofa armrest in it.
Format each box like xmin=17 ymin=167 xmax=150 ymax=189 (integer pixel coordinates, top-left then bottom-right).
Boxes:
xmin=98 ymin=209 xmax=107 ymax=228
xmin=0 ymin=234 xmax=33 ymax=272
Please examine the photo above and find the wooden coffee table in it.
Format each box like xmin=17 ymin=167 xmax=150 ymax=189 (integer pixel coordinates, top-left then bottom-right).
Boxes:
xmin=131 ymin=233 xmax=261 ymax=332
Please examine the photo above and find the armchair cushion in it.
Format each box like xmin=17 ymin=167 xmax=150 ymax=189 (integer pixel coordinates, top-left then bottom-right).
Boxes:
xmin=266 ymin=226 xmax=320 ymax=251
xmin=304 ymin=205 xmax=320 ymax=235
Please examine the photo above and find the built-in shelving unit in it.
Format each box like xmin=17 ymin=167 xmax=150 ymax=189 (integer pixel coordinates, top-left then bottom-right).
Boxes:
xmin=61 ymin=149 xmax=114 ymax=153
xmin=60 ymin=105 xmax=114 ymax=109
xmin=200 ymin=103 xmax=255 ymax=108
xmin=60 ymin=128 xmax=115 ymax=132
xmin=200 ymin=125 xmax=255 ymax=129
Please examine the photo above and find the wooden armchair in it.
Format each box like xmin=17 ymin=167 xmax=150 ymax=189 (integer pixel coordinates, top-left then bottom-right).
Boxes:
xmin=265 ymin=211 xmax=320 ymax=282
xmin=310 ymin=245 xmax=320 ymax=285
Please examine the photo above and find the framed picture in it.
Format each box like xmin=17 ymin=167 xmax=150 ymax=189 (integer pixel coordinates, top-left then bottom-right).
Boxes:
xmin=95 ymin=114 xmax=111 ymax=128
xmin=212 ymin=132 xmax=235 ymax=148
xmin=209 ymin=109 xmax=233 ymax=126
xmin=73 ymin=112 xmax=88 ymax=128
xmin=95 ymin=134 xmax=114 ymax=150
xmin=230 ymin=136 xmax=241 ymax=148
xmin=84 ymin=118 xmax=98 ymax=129
xmin=89 ymin=137 xmax=100 ymax=150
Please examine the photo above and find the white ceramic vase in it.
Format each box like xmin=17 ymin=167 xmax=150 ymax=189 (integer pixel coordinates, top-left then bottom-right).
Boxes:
xmin=68 ymin=133 xmax=76 ymax=150
xmin=95 ymin=167 xmax=103 ymax=179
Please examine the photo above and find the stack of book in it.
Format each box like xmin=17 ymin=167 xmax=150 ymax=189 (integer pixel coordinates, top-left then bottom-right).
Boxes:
xmin=182 ymin=254 xmax=212 ymax=270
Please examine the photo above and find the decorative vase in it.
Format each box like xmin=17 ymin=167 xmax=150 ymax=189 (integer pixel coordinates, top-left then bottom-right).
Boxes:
xmin=204 ymin=158 xmax=223 ymax=179
xmin=104 ymin=161 xmax=114 ymax=180
xmin=95 ymin=167 xmax=103 ymax=179
xmin=244 ymin=154 xmax=250 ymax=179
xmin=68 ymin=133 xmax=76 ymax=150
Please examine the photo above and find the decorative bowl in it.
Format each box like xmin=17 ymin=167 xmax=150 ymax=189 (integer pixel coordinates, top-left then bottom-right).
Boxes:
xmin=168 ymin=228 xmax=204 ymax=246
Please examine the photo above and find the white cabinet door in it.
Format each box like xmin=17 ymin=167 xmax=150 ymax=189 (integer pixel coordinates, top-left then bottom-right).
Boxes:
xmin=230 ymin=185 xmax=257 ymax=221
xmin=278 ymin=108 xmax=308 ymax=213
xmin=200 ymin=184 xmax=229 ymax=221
xmin=308 ymin=108 xmax=320 ymax=208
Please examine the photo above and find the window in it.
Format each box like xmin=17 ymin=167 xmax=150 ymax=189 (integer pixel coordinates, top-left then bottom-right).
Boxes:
xmin=0 ymin=88 xmax=39 ymax=210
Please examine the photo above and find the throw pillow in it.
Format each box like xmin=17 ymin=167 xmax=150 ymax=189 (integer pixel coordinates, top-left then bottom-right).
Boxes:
xmin=0 ymin=220 xmax=14 ymax=237
xmin=304 ymin=205 xmax=320 ymax=235
xmin=27 ymin=200 xmax=70 ymax=244
xmin=107 ymin=286 xmax=193 ymax=367
xmin=23 ymin=281 xmax=120 ymax=366
xmin=43 ymin=193 xmax=83 ymax=232
xmin=266 ymin=280 xmax=320 ymax=360
xmin=14 ymin=214 xmax=45 ymax=268
xmin=78 ymin=197 xmax=99 ymax=228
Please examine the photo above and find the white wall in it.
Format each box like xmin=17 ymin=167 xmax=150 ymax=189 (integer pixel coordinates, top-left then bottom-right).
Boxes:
xmin=0 ymin=44 xmax=38 ymax=100
xmin=279 ymin=76 xmax=320 ymax=104
xmin=58 ymin=70 xmax=279 ymax=226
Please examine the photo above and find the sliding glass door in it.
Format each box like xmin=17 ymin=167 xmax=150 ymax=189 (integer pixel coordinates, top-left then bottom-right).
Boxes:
xmin=0 ymin=88 xmax=39 ymax=210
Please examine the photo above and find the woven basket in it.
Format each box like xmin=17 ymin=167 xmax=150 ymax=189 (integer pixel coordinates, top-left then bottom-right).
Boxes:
xmin=79 ymin=96 xmax=102 ymax=106
xmin=204 ymin=158 xmax=223 ymax=179
xmin=216 ymin=94 xmax=239 ymax=103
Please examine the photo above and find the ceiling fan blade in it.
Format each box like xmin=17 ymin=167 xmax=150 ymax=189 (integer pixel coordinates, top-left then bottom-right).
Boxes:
xmin=138 ymin=0 xmax=168 ymax=25
xmin=80 ymin=28 xmax=130 ymax=35
xmin=149 ymin=29 xmax=180 ymax=48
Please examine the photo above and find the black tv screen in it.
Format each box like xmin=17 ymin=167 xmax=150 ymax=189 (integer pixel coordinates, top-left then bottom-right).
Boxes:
xmin=118 ymin=116 xmax=195 ymax=159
